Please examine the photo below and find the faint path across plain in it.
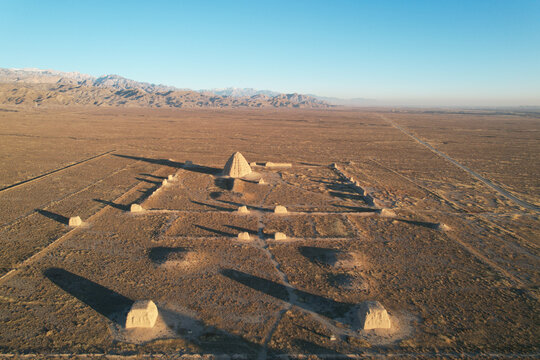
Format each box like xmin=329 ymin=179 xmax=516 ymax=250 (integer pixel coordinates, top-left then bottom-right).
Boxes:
xmin=0 ymin=165 xmax=170 ymax=284
xmin=0 ymin=160 xmax=142 ymax=229
xmin=0 ymin=149 xmax=115 ymax=193
xmin=382 ymin=116 xmax=540 ymax=212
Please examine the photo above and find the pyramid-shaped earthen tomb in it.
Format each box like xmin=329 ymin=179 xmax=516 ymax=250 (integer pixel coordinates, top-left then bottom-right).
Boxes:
xmin=223 ymin=152 xmax=252 ymax=178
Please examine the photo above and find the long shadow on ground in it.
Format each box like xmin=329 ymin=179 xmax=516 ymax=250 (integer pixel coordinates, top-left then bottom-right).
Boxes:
xmin=214 ymin=177 xmax=235 ymax=190
xmin=43 ymin=267 xmax=264 ymax=355
xmin=333 ymin=204 xmax=378 ymax=213
xmin=298 ymin=246 xmax=341 ymax=266
xmin=135 ymin=177 xmax=161 ymax=185
xmin=311 ymin=178 xmax=373 ymax=205
xmin=44 ymin=267 xmax=133 ymax=325
xmin=220 ymin=269 xmax=353 ymax=319
xmin=113 ymin=154 xmax=222 ymax=175
xmin=194 ymin=224 xmax=235 ymax=237
xmin=139 ymin=173 xmax=167 ymax=180
xmin=35 ymin=209 xmax=69 ymax=225
xmin=148 ymin=246 xmax=187 ymax=264
xmin=94 ymin=177 xmax=159 ymax=212
xmin=113 ymin=154 xmax=183 ymax=167
xmin=215 ymin=199 xmax=270 ymax=212
xmin=225 ymin=225 xmax=259 ymax=236
xmin=94 ymin=199 xmax=129 ymax=211
xmin=328 ymin=190 xmax=365 ymax=201
xmin=191 ymin=200 xmax=234 ymax=212
xmin=394 ymin=218 xmax=441 ymax=229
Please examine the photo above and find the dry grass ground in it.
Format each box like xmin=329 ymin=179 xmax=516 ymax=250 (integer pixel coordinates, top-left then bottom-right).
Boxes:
xmin=0 ymin=107 xmax=538 ymax=358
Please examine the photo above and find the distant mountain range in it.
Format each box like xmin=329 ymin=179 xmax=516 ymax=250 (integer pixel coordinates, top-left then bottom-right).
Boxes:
xmin=307 ymin=95 xmax=377 ymax=106
xmin=199 ymin=87 xmax=280 ymax=98
xmin=199 ymin=87 xmax=376 ymax=106
xmin=0 ymin=68 xmax=331 ymax=109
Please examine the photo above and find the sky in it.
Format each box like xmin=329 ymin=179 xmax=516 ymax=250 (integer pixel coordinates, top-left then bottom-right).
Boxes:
xmin=1 ymin=0 xmax=539 ymax=106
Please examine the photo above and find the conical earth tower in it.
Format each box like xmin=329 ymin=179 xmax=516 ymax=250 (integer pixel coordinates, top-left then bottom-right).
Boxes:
xmin=223 ymin=152 xmax=252 ymax=178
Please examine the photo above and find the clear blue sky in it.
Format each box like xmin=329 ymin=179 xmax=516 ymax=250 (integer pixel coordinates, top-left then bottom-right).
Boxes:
xmin=1 ymin=0 xmax=539 ymax=105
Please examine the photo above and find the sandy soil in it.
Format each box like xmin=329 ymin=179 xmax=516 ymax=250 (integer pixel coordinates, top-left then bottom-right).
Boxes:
xmin=0 ymin=107 xmax=538 ymax=358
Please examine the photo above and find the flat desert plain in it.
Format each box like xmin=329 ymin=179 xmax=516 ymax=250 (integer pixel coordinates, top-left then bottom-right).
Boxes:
xmin=0 ymin=107 xmax=538 ymax=359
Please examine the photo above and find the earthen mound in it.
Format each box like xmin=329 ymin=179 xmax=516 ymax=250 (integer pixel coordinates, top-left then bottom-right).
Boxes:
xmin=125 ymin=300 xmax=158 ymax=329
xmin=223 ymin=152 xmax=252 ymax=178
xmin=238 ymin=232 xmax=251 ymax=240
xmin=68 ymin=216 xmax=82 ymax=227
xmin=274 ymin=205 xmax=288 ymax=214
xmin=237 ymin=205 xmax=250 ymax=214
xmin=357 ymin=301 xmax=391 ymax=330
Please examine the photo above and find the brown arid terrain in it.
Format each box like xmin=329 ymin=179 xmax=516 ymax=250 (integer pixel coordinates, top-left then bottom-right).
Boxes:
xmin=0 ymin=106 xmax=538 ymax=359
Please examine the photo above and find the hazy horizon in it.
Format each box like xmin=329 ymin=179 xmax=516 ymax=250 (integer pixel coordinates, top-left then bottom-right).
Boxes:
xmin=1 ymin=0 xmax=539 ymax=106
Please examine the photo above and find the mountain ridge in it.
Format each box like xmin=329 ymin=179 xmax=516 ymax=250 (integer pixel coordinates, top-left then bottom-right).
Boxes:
xmin=199 ymin=87 xmax=280 ymax=98
xmin=0 ymin=68 xmax=330 ymax=109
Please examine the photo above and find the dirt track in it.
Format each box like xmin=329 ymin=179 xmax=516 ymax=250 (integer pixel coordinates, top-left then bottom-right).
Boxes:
xmin=383 ymin=115 xmax=540 ymax=212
